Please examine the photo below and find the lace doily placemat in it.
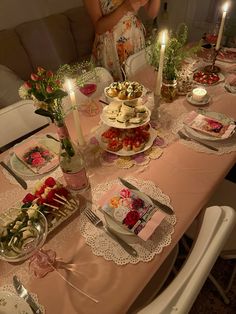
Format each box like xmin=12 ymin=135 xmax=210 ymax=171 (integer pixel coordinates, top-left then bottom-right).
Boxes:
xmin=1 ymin=284 xmax=45 ymax=314
xmin=86 ymin=133 xmax=164 ymax=169
xmin=79 ymin=177 xmax=176 ymax=265
xmin=172 ymin=112 xmax=236 ymax=155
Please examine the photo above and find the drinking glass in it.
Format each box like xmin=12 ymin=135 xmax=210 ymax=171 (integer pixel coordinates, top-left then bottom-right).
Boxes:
xmin=78 ymin=62 xmax=100 ymax=116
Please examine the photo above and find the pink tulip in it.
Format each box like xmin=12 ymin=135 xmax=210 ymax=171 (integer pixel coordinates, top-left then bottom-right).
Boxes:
xmin=37 ymin=66 xmax=45 ymax=74
xmin=24 ymin=81 xmax=32 ymax=89
xmin=46 ymin=71 xmax=53 ymax=78
xmin=35 ymin=83 xmax=41 ymax=90
xmin=31 ymin=73 xmax=40 ymax=81
xmin=46 ymin=85 xmax=53 ymax=93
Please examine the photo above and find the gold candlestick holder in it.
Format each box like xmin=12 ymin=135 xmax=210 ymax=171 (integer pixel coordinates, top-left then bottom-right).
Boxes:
xmin=203 ymin=48 xmax=221 ymax=73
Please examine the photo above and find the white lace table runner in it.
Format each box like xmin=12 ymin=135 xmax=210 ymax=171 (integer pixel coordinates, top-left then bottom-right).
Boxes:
xmin=172 ymin=112 xmax=236 ymax=155
xmin=79 ymin=177 xmax=176 ymax=265
xmin=0 ymin=284 xmax=45 ymax=314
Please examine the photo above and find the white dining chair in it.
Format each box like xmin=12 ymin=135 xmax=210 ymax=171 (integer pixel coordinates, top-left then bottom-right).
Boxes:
xmin=128 ymin=205 xmax=236 ymax=314
xmin=124 ymin=48 xmax=149 ymax=80
xmin=62 ymin=67 xmax=114 ymax=113
xmin=184 ymin=178 xmax=236 ymax=304
xmin=0 ymin=99 xmax=49 ymax=151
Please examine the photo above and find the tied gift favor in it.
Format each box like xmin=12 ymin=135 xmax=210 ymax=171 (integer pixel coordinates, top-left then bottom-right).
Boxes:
xmin=184 ymin=111 xmax=235 ymax=139
xmin=98 ymin=185 xmax=166 ymax=241
xmin=13 ymin=139 xmax=58 ymax=174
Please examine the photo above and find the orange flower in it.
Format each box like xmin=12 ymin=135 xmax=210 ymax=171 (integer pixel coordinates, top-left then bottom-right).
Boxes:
xmin=110 ymin=196 xmax=120 ymax=208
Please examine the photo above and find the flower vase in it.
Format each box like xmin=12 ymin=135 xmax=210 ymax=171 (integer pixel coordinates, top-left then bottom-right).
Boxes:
xmin=54 ymin=115 xmax=89 ymax=191
xmin=161 ymin=79 xmax=178 ymax=103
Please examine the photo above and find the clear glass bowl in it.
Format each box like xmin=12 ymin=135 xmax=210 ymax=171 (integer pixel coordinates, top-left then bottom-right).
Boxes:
xmin=0 ymin=210 xmax=48 ymax=263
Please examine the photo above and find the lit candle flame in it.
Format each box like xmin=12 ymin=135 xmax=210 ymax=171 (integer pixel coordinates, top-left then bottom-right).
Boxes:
xmin=66 ymin=79 xmax=74 ymax=92
xmin=161 ymin=30 xmax=167 ymax=45
xmin=223 ymin=2 xmax=229 ymax=12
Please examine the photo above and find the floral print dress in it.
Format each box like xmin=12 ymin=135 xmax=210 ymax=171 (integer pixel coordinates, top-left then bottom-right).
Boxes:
xmin=92 ymin=0 xmax=146 ymax=80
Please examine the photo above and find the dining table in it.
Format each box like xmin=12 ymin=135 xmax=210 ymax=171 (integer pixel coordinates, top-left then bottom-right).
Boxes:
xmin=0 ymin=57 xmax=236 ymax=314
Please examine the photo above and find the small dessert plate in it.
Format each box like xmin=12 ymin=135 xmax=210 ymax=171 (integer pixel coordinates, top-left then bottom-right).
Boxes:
xmin=186 ymin=92 xmax=211 ymax=106
xmin=224 ymin=83 xmax=236 ymax=94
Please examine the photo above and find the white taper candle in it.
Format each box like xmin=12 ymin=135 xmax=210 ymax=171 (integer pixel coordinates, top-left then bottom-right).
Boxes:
xmin=155 ymin=30 xmax=167 ymax=96
xmin=216 ymin=2 xmax=229 ymax=51
xmin=67 ymin=79 xmax=85 ymax=146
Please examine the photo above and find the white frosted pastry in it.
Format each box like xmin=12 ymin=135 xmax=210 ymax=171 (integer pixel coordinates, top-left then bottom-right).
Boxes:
xmin=116 ymin=112 xmax=129 ymax=123
xmin=120 ymin=104 xmax=135 ymax=117
xmin=135 ymin=105 xmax=147 ymax=113
xmin=107 ymin=113 xmax=117 ymax=120
xmin=129 ymin=117 xmax=142 ymax=124
xmin=105 ymin=101 xmax=121 ymax=114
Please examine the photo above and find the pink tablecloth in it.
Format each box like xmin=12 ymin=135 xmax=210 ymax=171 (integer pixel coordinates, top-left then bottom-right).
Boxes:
xmin=0 ymin=62 xmax=236 ymax=314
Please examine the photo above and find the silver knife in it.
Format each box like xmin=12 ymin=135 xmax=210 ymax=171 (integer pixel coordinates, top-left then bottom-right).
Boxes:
xmin=118 ymin=178 xmax=174 ymax=215
xmin=0 ymin=161 xmax=27 ymax=189
xmin=13 ymin=275 xmax=42 ymax=314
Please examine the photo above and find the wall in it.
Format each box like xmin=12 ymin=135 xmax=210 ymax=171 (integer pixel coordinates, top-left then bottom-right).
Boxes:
xmin=0 ymin=0 xmax=83 ymax=30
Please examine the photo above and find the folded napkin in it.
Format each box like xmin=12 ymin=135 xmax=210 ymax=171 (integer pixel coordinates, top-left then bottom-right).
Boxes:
xmin=13 ymin=139 xmax=58 ymax=174
xmin=184 ymin=111 xmax=235 ymax=139
xmin=98 ymin=184 xmax=166 ymax=241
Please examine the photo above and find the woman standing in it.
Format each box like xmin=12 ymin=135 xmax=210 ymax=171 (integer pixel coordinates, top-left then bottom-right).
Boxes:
xmin=84 ymin=0 xmax=160 ymax=80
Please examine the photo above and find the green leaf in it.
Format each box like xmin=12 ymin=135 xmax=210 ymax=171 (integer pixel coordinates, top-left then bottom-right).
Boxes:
xmin=35 ymin=108 xmax=54 ymax=122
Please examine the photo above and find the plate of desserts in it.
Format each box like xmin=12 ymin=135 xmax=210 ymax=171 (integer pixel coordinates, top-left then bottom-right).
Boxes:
xmin=104 ymin=81 xmax=146 ymax=105
xmin=100 ymin=100 xmax=151 ymax=129
xmin=217 ymin=48 xmax=236 ymax=63
xmin=96 ymin=124 xmax=157 ymax=156
xmin=183 ymin=110 xmax=236 ymax=141
xmin=10 ymin=134 xmax=60 ymax=177
xmin=193 ymin=70 xmax=224 ymax=86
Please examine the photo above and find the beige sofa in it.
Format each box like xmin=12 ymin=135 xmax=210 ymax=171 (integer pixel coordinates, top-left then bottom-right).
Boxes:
xmin=0 ymin=6 xmax=94 ymax=108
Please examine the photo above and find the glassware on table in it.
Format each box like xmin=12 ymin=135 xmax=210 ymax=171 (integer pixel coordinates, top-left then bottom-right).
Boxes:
xmin=177 ymin=67 xmax=194 ymax=96
xmin=0 ymin=210 xmax=48 ymax=263
xmin=59 ymin=140 xmax=89 ymax=191
xmin=55 ymin=119 xmax=89 ymax=191
xmin=78 ymin=62 xmax=100 ymax=116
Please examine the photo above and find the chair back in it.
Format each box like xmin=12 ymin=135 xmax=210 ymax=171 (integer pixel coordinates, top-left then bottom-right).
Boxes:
xmin=138 ymin=206 xmax=236 ymax=314
xmin=0 ymin=100 xmax=49 ymax=150
xmin=125 ymin=48 xmax=148 ymax=80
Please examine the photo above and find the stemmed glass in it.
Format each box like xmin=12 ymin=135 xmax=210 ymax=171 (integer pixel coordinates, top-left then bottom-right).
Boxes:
xmin=77 ymin=62 xmax=100 ymax=116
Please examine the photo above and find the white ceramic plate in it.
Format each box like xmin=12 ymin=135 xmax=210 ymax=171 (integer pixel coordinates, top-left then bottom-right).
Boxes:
xmin=224 ymin=83 xmax=236 ymax=94
xmin=184 ymin=110 xmax=235 ymax=141
xmin=217 ymin=48 xmax=236 ymax=63
xmin=0 ymin=290 xmax=33 ymax=314
xmin=186 ymin=92 xmax=211 ymax=106
xmin=193 ymin=71 xmax=225 ymax=86
xmin=10 ymin=134 xmax=60 ymax=177
xmin=100 ymin=106 xmax=151 ymax=129
xmin=103 ymin=190 xmax=153 ymax=236
xmin=96 ymin=124 xmax=157 ymax=156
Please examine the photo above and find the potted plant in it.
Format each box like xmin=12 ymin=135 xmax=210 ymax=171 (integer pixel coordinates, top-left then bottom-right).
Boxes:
xmin=146 ymin=23 xmax=200 ymax=102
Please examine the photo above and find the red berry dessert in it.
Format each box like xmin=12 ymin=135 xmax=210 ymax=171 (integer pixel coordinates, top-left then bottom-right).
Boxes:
xmin=193 ymin=71 xmax=220 ymax=85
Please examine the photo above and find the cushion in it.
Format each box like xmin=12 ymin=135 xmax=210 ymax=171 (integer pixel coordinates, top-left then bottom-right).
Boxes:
xmin=0 ymin=29 xmax=33 ymax=80
xmin=16 ymin=14 xmax=77 ymax=72
xmin=64 ymin=7 xmax=94 ymax=61
xmin=0 ymin=64 xmax=23 ymax=108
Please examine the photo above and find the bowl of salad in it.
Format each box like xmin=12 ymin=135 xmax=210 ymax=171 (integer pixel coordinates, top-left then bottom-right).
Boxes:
xmin=0 ymin=209 xmax=48 ymax=262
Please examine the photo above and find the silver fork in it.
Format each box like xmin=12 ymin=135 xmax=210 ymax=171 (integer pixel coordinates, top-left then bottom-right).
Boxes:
xmin=178 ymin=130 xmax=219 ymax=151
xmin=84 ymin=209 xmax=138 ymax=257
